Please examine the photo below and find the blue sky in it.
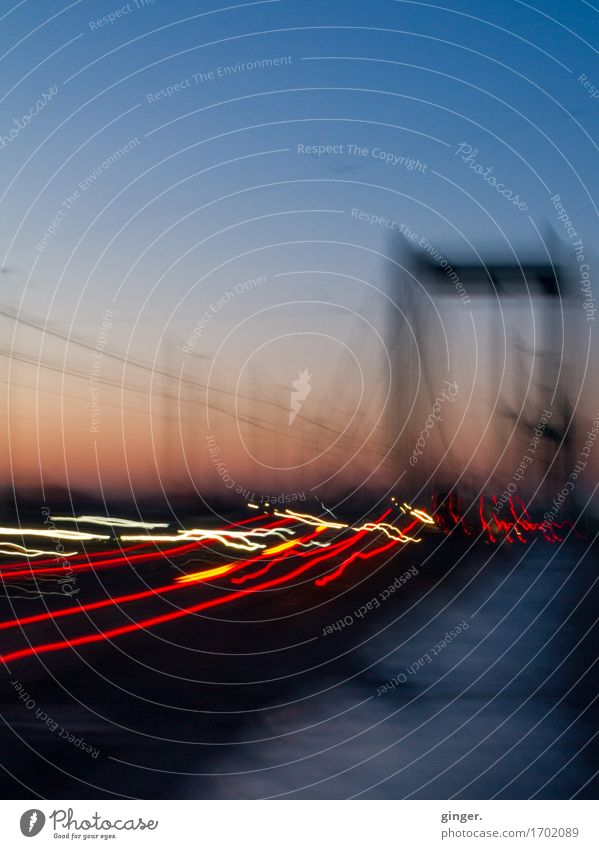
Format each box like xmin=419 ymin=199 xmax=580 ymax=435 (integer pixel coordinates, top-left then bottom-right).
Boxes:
xmin=1 ymin=0 xmax=597 ymax=497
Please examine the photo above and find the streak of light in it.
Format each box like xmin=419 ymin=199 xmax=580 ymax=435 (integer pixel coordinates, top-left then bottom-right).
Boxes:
xmin=0 ymin=516 xmax=287 ymax=580
xmin=315 ymin=537 xmax=403 ymax=587
xmin=0 ymin=543 xmax=78 ymax=558
xmin=0 ymin=527 xmax=110 ymax=541
xmin=0 ymin=511 xmax=270 ymax=571
xmin=0 ymin=581 xmax=180 ymax=631
xmin=409 ymin=508 xmax=435 ymax=525
xmin=437 ymin=492 xmax=577 ymax=544
xmin=0 ymin=532 xmax=385 ymax=664
xmin=120 ymin=526 xmax=295 ymax=551
xmin=0 ymin=586 xmax=78 ymax=600
xmin=261 ymin=538 xmax=303 ymax=556
xmin=0 ymin=540 xmax=161 ymax=570
xmin=231 ymin=523 xmax=376 ymax=586
xmin=274 ymin=509 xmax=348 ymax=529
xmin=0 ymin=540 xmax=204 ymax=580
xmin=353 ymin=521 xmax=421 ymax=543
xmin=313 ymin=514 xmax=423 ymax=587
xmin=172 ymin=563 xmax=235 ymax=584
xmin=0 ymin=498 xmax=573 ymax=667
xmin=297 ymin=539 xmax=331 ymax=548
xmin=0 ymin=511 xmax=430 ymax=663
xmin=0 ymin=527 xmax=319 ymax=631
xmin=50 ymin=515 xmax=169 ymax=529
xmin=317 ymin=499 xmax=339 ymax=520
xmin=175 ymin=528 xmax=322 ymax=586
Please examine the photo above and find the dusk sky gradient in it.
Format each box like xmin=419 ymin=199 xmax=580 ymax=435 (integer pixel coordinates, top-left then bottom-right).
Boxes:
xmin=1 ymin=0 xmax=597 ymax=507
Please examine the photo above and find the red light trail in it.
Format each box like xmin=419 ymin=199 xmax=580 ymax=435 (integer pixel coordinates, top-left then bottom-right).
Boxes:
xmin=0 ymin=498 xmax=572 ymax=666
xmin=433 ymin=492 xmax=578 ymax=543
xmin=0 ymin=508 xmax=428 ymax=665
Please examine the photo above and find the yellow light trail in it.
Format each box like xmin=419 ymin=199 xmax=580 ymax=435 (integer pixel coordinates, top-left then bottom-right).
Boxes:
xmin=263 ymin=525 xmax=329 ymax=555
xmin=175 ymin=563 xmax=236 ymax=584
xmin=174 ymin=527 xmax=326 ymax=586
xmin=261 ymin=538 xmax=300 ymax=556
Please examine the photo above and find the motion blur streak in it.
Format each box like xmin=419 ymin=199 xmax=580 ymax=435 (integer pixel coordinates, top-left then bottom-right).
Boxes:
xmin=297 ymin=539 xmax=331 ymax=548
xmin=0 ymin=508 xmax=443 ymax=662
xmin=0 ymin=543 xmax=78 ymax=558
xmin=230 ymin=517 xmax=388 ymax=586
xmin=410 ymin=508 xmax=435 ymax=524
xmin=274 ymin=509 xmax=348 ymax=529
xmin=0 ymin=540 xmax=165 ymax=570
xmin=231 ymin=529 xmax=370 ymax=586
xmin=50 ymin=515 xmax=170 ymax=528
xmin=119 ymin=526 xmax=295 ymax=550
xmin=167 ymin=563 xmax=236 ymax=583
xmin=354 ymin=521 xmax=421 ymax=543
xmin=176 ymin=527 xmax=324 ymax=585
xmin=0 ymin=518 xmax=294 ymax=631
xmin=0 ymin=580 xmax=184 ymax=631
xmin=435 ymin=492 xmax=578 ymax=544
xmin=0 ymin=534 xmax=393 ymax=664
xmin=0 ymin=539 xmax=206 ymax=580
xmin=0 ymin=514 xmax=278 ymax=578
xmin=261 ymin=537 xmax=310 ymax=555
xmin=313 ymin=517 xmax=425 ymax=588
xmin=0 ymin=511 xmax=431 ymax=663
xmin=314 ymin=537 xmax=405 ymax=587
xmin=0 ymin=527 xmax=110 ymax=541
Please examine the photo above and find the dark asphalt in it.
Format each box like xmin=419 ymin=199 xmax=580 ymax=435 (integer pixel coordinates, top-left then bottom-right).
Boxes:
xmin=0 ymin=533 xmax=597 ymax=799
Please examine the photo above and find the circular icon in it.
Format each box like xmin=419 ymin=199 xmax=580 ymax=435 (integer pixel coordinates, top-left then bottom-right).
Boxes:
xmin=19 ymin=810 xmax=46 ymax=837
